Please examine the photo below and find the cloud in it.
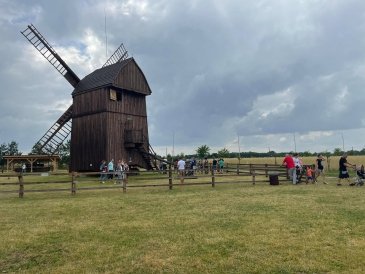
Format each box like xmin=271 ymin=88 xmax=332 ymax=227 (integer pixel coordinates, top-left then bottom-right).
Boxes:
xmin=1 ymin=0 xmax=365 ymax=155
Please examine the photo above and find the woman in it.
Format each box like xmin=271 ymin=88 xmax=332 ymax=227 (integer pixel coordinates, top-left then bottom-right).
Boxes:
xmin=315 ymin=154 xmax=327 ymax=184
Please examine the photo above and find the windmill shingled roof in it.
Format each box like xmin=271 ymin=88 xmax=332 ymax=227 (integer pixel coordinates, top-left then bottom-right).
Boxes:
xmin=72 ymin=58 xmax=132 ymax=95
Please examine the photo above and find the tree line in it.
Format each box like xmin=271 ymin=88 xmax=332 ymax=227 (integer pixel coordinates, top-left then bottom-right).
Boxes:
xmin=1 ymin=140 xmax=365 ymax=168
xmin=163 ymin=145 xmax=365 ymax=162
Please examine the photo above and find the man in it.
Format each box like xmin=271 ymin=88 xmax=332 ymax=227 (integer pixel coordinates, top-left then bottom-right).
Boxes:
xmin=177 ymin=158 xmax=186 ymax=184
xmin=293 ymin=153 xmax=302 ymax=183
xmin=338 ymin=153 xmax=355 ymax=186
xmin=212 ymin=158 xmax=217 ymax=174
xmin=282 ymin=153 xmax=296 ymax=184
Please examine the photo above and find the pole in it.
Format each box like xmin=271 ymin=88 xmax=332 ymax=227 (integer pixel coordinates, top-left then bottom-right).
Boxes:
xmin=341 ymin=133 xmax=345 ymax=152
xmin=172 ymin=131 xmax=175 ymax=160
xmin=238 ymin=134 xmax=241 ymax=165
xmin=293 ymin=133 xmax=297 ymax=153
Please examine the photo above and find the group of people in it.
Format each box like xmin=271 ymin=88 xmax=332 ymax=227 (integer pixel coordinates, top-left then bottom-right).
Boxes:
xmin=282 ymin=152 xmax=365 ymax=186
xmin=175 ymin=157 xmax=225 ymax=184
xmin=99 ymin=159 xmax=129 ymax=184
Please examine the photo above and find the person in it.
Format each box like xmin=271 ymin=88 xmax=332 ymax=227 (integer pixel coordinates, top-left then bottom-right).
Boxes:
xmin=293 ymin=153 xmax=302 ymax=183
xmin=99 ymin=160 xmax=107 ymax=183
xmin=315 ymin=154 xmax=327 ymax=184
xmin=177 ymin=158 xmax=186 ymax=184
xmin=122 ymin=160 xmax=129 ymax=182
xmin=107 ymin=159 xmax=114 ymax=180
xmin=190 ymin=158 xmax=197 ymax=175
xmin=337 ymin=153 xmax=355 ymax=186
xmin=357 ymin=164 xmax=365 ymax=179
xmin=282 ymin=153 xmax=296 ymax=184
xmin=114 ymin=160 xmax=123 ymax=184
xmin=212 ymin=158 xmax=217 ymax=174
xmin=203 ymin=158 xmax=209 ymax=174
xmin=22 ymin=163 xmax=26 ymax=173
xmin=219 ymin=158 xmax=225 ymax=174
xmin=306 ymin=165 xmax=314 ymax=184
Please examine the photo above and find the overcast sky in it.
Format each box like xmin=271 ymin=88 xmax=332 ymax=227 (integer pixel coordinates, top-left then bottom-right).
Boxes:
xmin=1 ymin=0 xmax=365 ymax=156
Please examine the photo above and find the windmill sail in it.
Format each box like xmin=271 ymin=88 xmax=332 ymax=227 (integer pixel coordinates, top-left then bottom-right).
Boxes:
xmin=32 ymin=105 xmax=73 ymax=155
xmin=102 ymin=43 xmax=128 ymax=67
xmin=21 ymin=24 xmax=80 ymax=155
xmin=21 ymin=24 xmax=80 ymax=88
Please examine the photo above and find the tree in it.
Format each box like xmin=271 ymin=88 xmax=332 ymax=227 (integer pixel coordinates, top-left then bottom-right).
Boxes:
xmin=0 ymin=143 xmax=7 ymax=167
xmin=217 ymin=148 xmax=230 ymax=158
xmin=196 ymin=145 xmax=210 ymax=159
xmin=7 ymin=141 xmax=22 ymax=156
xmin=58 ymin=140 xmax=71 ymax=167
xmin=333 ymin=148 xmax=343 ymax=156
xmin=175 ymin=152 xmax=185 ymax=161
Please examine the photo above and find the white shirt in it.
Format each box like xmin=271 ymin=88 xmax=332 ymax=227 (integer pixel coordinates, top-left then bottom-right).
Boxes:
xmin=177 ymin=160 xmax=185 ymax=170
xmin=294 ymin=157 xmax=301 ymax=168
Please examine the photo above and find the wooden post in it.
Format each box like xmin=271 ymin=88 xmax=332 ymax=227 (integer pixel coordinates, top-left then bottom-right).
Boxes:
xmin=249 ymin=163 xmax=253 ymax=175
xmin=123 ymin=173 xmax=128 ymax=193
xmin=18 ymin=173 xmax=24 ymax=198
xmin=168 ymin=164 xmax=173 ymax=190
xmin=265 ymin=164 xmax=268 ymax=177
xmin=286 ymin=168 xmax=289 ymax=179
xmin=211 ymin=166 xmax=215 ymax=187
xmin=252 ymin=169 xmax=256 ymax=185
xmin=71 ymin=172 xmax=76 ymax=195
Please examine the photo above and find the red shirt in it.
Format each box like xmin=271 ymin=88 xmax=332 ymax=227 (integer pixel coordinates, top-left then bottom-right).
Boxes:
xmin=283 ymin=156 xmax=295 ymax=169
xmin=306 ymin=167 xmax=313 ymax=177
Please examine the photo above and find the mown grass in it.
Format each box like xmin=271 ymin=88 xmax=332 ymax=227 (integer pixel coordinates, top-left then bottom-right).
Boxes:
xmin=1 ymin=171 xmax=365 ymax=273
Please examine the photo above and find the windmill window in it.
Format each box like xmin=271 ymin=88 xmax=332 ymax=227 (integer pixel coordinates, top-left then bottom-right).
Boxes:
xmin=110 ymin=89 xmax=122 ymax=101
xmin=116 ymin=91 xmax=122 ymax=101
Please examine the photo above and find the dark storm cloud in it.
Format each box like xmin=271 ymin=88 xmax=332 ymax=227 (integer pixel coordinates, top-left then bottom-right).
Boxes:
xmin=1 ymin=0 xmax=365 ymax=154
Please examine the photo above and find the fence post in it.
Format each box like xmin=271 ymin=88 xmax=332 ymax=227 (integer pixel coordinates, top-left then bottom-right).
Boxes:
xmin=286 ymin=168 xmax=289 ymax=179
xmin=249 ymin=163 xmax=253 ymax=175
xmin=71 ymin=172 xmax=76 ymax=195
xmin=265 ymin=164 xmax=268 ymax=177
xmin=252 ymin=169 xmax=256 ymax=185
xmin=236 ymin=164 xmax=239 ymax=175
xmin=18 ymin=173 xmax=24 ymax=198
xmin=123 ymin=173 xmax=128 ymax=193
xmin=168 ymin=164 xmax=173 ymax=190
xmin=211 ymin=166 xmax=215 ymax=187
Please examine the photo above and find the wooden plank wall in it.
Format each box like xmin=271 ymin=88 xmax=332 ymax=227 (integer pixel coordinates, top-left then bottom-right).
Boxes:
xmin=115 ymin=61 xmax=151 ymax=95
xmin=71 ymin=90 xmax=150 ymax=171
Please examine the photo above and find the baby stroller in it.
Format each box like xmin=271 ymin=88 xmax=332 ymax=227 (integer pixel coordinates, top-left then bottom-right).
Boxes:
xmin=353 ymin=165 xmax=365 ymax=186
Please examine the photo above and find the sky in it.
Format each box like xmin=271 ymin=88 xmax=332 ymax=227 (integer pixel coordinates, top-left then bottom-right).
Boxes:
xmin=1 ymin=0 xmax=365 ymax=157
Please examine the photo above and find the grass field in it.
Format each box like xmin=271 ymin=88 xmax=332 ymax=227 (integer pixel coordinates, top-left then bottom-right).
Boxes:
xmin=1 ymin=170 xmax=365 ymax=273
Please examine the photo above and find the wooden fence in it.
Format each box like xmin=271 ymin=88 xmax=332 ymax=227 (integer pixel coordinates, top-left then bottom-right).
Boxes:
xmin=0 ymin=164 xmax=289 ymax=198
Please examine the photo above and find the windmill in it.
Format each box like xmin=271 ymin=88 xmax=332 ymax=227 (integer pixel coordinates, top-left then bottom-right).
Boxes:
xmin=21 ymin=24 xmax=159 ymax=171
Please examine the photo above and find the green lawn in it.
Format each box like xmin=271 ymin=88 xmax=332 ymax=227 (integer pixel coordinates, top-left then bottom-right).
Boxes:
xmin=1 ymin=174 xmax=365 ymax=273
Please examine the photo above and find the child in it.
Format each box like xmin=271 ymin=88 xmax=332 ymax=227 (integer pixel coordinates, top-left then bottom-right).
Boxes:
xmin=306 ymin=165 xmax=314 ymax=184
xmin=357 ymin=165 xmax=365 ymax=179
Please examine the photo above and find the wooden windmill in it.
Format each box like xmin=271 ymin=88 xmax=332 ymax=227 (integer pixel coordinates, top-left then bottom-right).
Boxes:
xmin=21 ymin=24 xmax=158 ymax=171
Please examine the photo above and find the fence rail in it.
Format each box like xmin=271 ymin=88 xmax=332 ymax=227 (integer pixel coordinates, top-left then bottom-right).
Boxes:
xmin=0 ymin=164 xmax=290 ymax=198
